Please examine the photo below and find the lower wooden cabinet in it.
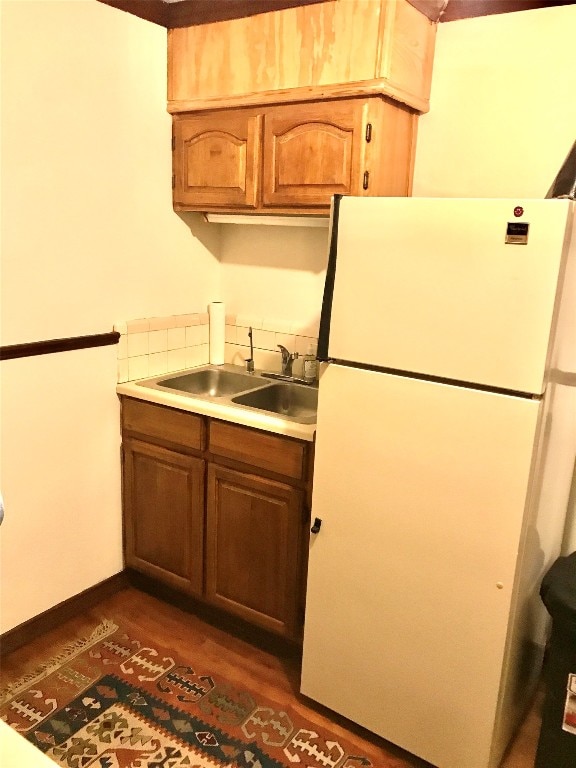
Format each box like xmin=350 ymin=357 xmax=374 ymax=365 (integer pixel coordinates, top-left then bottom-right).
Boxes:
xmin=120 ymin=397 xmax=312 ymax=641
xmin=206 ymin=463 xmax=303 ymax=638
xmin=123 ymin=437 xmax=205 ymax=597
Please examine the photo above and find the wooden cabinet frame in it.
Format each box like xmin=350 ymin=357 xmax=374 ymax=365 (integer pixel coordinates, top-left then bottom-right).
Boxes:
xmin=173 ymin=97 xmax=417 ymax=214
xmin=167 ymin=0 xmax=436 ymax=115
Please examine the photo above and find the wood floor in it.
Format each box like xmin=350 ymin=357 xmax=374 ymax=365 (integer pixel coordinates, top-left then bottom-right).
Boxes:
xmin=1 ymin=585 xmax=543 ymax=767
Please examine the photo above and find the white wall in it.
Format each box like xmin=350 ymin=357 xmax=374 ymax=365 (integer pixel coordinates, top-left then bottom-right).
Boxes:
xmin=220 ymin=222 xmax=329 ymax=330
xmin=412 ymin=4 xmax=576 ymax=554
xmin=413 ymin=5 xmax=576 ymax=198
xmin=0 ymin=0 xmax=220 ymax=632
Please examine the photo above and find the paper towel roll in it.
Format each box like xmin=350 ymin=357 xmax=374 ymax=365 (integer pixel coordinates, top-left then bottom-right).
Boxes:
xmin=209 ymin=302 xmax=225 ymax=365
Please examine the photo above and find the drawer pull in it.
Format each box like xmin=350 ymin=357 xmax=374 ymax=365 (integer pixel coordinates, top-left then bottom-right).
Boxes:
xmin=311 ymin=517 xmax=322 ymax=534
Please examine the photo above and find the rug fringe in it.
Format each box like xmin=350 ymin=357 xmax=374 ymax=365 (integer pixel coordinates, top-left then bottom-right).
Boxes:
xmin=0 ymin=618 xmax=119 ymax=706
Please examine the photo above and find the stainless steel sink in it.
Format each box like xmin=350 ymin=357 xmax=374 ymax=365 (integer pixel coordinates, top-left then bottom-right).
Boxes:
xmin=232 ymin=382 xmax=318 ymax=423
xmin=155 ymin=367 xmax=267 ymax=397
xmin=135 ymin=365 xmax=318 ymax=425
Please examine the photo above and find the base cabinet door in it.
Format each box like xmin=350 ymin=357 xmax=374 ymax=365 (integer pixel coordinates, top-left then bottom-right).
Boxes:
xmin=123 ymin=438 xmax=205 ymax=596
xmin=206 ymin=463 xmax=303 ymax=638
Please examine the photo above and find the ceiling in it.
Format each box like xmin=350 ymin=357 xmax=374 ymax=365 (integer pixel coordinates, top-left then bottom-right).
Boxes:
xmin=97 ymin=0 xmax=576 ymax=28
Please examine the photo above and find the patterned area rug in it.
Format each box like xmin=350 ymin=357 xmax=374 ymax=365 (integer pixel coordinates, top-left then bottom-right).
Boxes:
xmin=0 ymin=620 xmax=377 ymax=767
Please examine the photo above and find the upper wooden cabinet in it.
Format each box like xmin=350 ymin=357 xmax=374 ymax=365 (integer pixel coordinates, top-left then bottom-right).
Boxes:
xmin=173 ymin=96 xmax=417 ymax=214
xmin=173 ymin=111 xmax=262 ymax=209
xmin=167 ymin=0 xmax=436 ymax=115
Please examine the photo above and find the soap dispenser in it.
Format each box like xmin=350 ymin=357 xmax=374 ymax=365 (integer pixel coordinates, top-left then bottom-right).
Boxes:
xmin=302 ymin=343 xmax=318 ymax=384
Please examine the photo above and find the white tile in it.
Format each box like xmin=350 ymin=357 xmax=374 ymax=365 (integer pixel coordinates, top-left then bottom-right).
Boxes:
xmin=225 ymin=313 xmax=237 ymax=325
xmin=149 ymin=329 xmax=168 ymax=354
xmin=185 ymin=347 xmax=198 ymax=368
xmin=237 ymin=314 xmax=262 ymax=329
xmin=167 ymin=348 xmax=187 ymax=372
xmin=128 ymin=355 xmax=149 ymax=380
xmin=225 ymin=325 xmax=237 ymax=344
xmin=149 ymin=316 xmax=173 ymax=331
xmin=200 ymin=325 xmax=210 ymax=344
xmin=225 ymin=344 xmax=244 ymax=366
xmin=187 ymin=345 xmax=208 ymax=368
xmin=127 ymin=332 xmax=149 ymax=358
xmin=117 ymin=358 xmax=129 ymax=383
xmin=254 ymin=349 xmax=279 ymax=372
xmin=199 ymin=312 xmax=209 ymax=325
xmin=149 ymin=351 xmax=168 ymax=376
xmin=293 ymin=319 xmax=320 ymax=337
xmin=127 ymin=318 xmax=149 ymax=333
xmin=117 ymin=334 xmax=128 ymax=360
xmin=253 ymin=328 xmax=276 ymax=351
xmin=168 ymin=327 xmax=186 ymax=350
xmin=236 ymin=326 xmax=255 ymax=347
xmin=113 ymin=321 xmax=128 ymax=335
xmin=276 ymin=332 xmax=296 ymax=351
xmin=176 ymin=314 xmax=196 ymax=327
xmin=186 ymin=325 xmax=202 ymax=347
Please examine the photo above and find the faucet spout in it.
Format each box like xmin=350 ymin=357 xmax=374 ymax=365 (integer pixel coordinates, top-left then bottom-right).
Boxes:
xmin=277 ymin=344 xmax=298 ymax=376
xmin=245 ymin=327 xmax=254 ymax=373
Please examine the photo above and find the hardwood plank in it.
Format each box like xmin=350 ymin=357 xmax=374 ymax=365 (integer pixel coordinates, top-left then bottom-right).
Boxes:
xmin=0 ymin=585 xmax=544 ymax=767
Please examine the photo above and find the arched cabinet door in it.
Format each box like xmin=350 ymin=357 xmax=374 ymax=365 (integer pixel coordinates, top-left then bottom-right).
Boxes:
xmin=173 ymin=111 xmax=262 ymax=208
xmin=261 ymin=100 xmax=368 ymax=208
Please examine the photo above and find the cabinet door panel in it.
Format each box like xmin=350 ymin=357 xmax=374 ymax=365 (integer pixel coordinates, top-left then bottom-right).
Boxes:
xmin=262 ymin=100 xmax=367 ymax=207
xmin=123 ymin=438 xmax=204 ymax=596
xmin=173 ymin=112 xmax=261 ymax=208
xmin=206 ymin=464 xmax=302 ymax=638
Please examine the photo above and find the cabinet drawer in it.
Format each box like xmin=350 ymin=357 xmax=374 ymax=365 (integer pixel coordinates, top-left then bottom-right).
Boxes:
xmin=209 ymin=420 xmax=306 ymax=481
xmin=121 ymin=398 xmax=204 ymax=451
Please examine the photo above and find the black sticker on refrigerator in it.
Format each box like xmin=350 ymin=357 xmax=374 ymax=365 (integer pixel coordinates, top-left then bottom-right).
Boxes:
xmin=505 ymin=222 xmax=529 ymax=244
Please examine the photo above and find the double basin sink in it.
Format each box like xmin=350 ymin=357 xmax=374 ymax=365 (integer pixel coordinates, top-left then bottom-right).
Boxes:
xmin=138 ymin=365 xmax=318 ymax=424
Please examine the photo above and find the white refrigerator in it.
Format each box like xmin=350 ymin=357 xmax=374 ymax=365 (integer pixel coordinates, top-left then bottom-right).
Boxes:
xmin=300 ymin=197 xmax=576 ymax=768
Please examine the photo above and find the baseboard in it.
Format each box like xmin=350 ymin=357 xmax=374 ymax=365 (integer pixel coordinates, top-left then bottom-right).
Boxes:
xmin=0 ymin=571 xmax=130 ymax=657
xmin=126 ymin=569 xmax=302 ymax=658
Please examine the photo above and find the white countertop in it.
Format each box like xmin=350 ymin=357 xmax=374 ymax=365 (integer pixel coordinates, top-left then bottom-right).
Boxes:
xmin=116 ymin=367 xmax=316 ymax=442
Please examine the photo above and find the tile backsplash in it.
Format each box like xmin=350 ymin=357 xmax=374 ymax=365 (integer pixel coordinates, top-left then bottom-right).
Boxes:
xmin=115 ymin=312 xmax=319 ymax=383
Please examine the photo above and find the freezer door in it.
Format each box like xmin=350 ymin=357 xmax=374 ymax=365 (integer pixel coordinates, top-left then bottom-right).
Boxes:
xmin=326 ymin=197 xmax=573 ymax=394
xmin=301 ymin=364 xmax=542 ymax=768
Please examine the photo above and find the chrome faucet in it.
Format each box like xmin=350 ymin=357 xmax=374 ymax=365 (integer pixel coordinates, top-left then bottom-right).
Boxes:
xmin=278 ymin=344 xmax=298 ymax=376
xmin=245 ymin=327 xmax=255 ymax=373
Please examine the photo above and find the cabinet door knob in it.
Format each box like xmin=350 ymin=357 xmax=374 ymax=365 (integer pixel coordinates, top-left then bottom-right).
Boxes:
xmin=311 ymin=517 xmax=322 ymax=534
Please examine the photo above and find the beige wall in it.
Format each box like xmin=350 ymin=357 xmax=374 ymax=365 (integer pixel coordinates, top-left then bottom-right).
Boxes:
xmin=1 ymin=1 xmax=575 ymax=633
xmin=0 ymin=0 xmax=220 ymax=632
xmin=412 ymin=4 xmax=576 ymax=554
xmin=413 ymin=5 xmax=576 ymax=198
